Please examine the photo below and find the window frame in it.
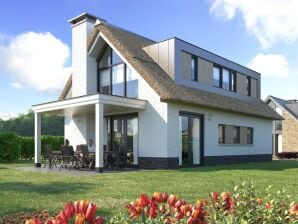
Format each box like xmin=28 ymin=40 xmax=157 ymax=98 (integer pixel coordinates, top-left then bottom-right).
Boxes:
xmin=98 ymin=47 xmax=137 ymax=98
xmin=233 ymin=126 xmax=240 ymax=144
xmin=191 ymin=56 xmax=198 ymax=82
xmin=246 ymin=76 xmax=251 ymax=96
xmin=213 ymin=64 xmax=237 ymax=92
xmin=218 ymin=124 xmax=225 ymax=144
xmin=247 ymin=127 xmax=254 ymax=144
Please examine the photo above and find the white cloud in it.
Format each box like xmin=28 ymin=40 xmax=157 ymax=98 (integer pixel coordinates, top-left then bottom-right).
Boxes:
xmin=0 ymin=112 xmax=17 ymax=121
xmin=247 ymin=53 xmax=290 ymax=78
xmin=0 ymin=32 xmax=71 ymax=91
xmin=210 ymin=0 xmax=298 ymax=48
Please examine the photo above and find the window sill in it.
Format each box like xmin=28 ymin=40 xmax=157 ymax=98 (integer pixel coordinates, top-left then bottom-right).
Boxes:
xmin=218 ymin=143 xmax=254 ymax=147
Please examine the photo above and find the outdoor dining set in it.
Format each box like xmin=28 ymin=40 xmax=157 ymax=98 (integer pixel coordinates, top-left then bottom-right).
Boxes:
xmin=44 ymin=144 xmax=131 ymax=171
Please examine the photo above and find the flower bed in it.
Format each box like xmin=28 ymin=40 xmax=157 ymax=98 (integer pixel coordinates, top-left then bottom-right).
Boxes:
xmin=19 ymin=182 xmax=298 ymax=223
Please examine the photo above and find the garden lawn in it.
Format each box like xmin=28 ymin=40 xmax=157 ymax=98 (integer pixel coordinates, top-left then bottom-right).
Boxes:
xmin=0 ymin=160 xmax=297 ymax=218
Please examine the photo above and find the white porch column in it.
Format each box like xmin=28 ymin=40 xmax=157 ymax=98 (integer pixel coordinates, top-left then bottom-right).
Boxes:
xmin=95 ymin=103 xmax=104 ymax=172
xmin=34 ymin=112 xmax=41 ymax=167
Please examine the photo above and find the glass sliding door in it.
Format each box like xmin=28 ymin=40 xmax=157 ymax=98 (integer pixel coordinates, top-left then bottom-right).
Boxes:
xmin=179 ymin=113 xmax=203 ymax=166
xmin=106 ymin=114 xmax=138 ymax=167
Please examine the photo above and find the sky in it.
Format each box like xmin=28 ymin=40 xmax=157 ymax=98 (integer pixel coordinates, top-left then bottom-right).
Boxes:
xmin=0 ymin=0 xmax=298 ymax=120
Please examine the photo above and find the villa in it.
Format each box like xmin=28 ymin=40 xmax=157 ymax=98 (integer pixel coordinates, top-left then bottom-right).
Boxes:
xmin=32 ymin=13 xmax=282 ymax=172
xmin=266 ymin=96 xmax=298 ymax=156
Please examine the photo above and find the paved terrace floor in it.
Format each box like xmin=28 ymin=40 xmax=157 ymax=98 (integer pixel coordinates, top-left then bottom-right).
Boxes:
xmin=14 ymin=166 xmax=141 ymax=175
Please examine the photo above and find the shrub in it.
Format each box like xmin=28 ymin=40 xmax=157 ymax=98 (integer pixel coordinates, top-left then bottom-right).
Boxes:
xmin=277 ymin=152 xmax=298 ymax=160
xmin=20 ymin=137 xmax=35 ymax=160
xmin=40 ymin=135 xmax=64 ymax=157
xmin=20 ymin=135 xmax=64 ymax=160
xmin=0 ymin=131 xmax=21 ymax=161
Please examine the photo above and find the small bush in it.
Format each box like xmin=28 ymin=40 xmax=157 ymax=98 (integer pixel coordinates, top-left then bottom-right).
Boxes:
xmin=277 ymin=152 xmax=298 ymax=159
xmin=0 ymin=131 xmax=21 ymax=161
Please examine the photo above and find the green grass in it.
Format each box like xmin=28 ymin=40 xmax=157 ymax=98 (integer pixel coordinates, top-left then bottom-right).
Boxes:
xmin=0 ymin=160 xmax=297 ymax=217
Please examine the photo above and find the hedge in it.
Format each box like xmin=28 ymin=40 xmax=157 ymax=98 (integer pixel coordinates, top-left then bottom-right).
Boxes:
xmin=0 ymin=131 xmax=64 ymax=161
xmin=0 ymin=132 xmax=21 ymax=161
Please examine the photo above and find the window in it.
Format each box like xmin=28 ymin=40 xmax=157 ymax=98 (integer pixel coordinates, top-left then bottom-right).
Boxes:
xmin=99 ymin=69 xmax=110 ymax=94
xmin=222 ymin=68 xmax=230 ymax=90
xmin=112 ymin=64 xmax=125 ymax=96
xmin=98 ymin=46 xmax=139 ymax=98
xmin=246 ymin=76 xmax=251 ymax=96
xmin=213 ymin=65 xmax=236 ymax=92
xmin=233 ymin=126 xmax=240 ymax=143
xmin=247 ymin=127 xmax=253 ymax=144
xmin=275 ymin=120 xmax=282 ymax=131
xmin=219 ymin=124 xmax=253 ymax=145
xmin=218 ymin=124 xmax=225 ymax=143
xmin=126 ymin=67 xmax=138 ymax=98
xmin=213 ymin=66 xmax=221 ymax=88
xmin=191 ymin=56 xmax=198 ymax=81
xmin=230 ymin=72 xmax=236 ymax=92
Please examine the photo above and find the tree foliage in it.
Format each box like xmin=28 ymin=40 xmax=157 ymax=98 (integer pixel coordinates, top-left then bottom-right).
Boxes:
xmin=0 ymin=110 xmax=64 ymax=136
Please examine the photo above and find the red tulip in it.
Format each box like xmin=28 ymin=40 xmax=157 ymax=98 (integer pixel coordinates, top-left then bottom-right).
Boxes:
xmin=138 ymin=194 xmax=150 ymax=208
xmin=221 ymin=192 xmax=230 ymax=201
xmin=93 ymin=216 xmax=105 ymax=224
xmin=161 ymin=192 xmax=168 ymax=202
xmin=168 ymin=194 xmax=178 ymax=207
xmin=149 ymin=200 xmax=158 ymax=219
xmin=153 ymin=192 xmax=163 ymax=203
xmin=127 ymin=202 xmax=141 ymax=219
xmin=25 ymin=219 xmax=41 ymax=224
xmin=64 ymin=201 xmax=75 ymax=220
xmin=86 ymin=203 xmax=97 ymax=223
xmin=211 ymin=192 xmax=219 ymax=202
xmin=80 ymin=200 xmax=90 ymax=214
xmin=75 ymin=213 xmax=85 ymax=224
xmin=290 ymin=203 xmax=298 ymax=215
xmin=256 ymin=198 xmax=263 ymax=205
xmin=57 ymin=210 xmax=68 ymax=224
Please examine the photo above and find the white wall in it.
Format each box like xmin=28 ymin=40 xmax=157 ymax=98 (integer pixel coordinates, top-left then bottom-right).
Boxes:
xmin=130 ymin=67 xmax=168 ymax=158
xmin=71 ymin=20 xmax=97 ymax=97
xmin=167 ymin=103 xmax=273 ymax=165
xmin=65 ymin=115 xmax=88 ymax=150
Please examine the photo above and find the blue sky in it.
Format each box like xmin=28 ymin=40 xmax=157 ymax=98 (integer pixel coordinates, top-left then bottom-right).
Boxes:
xmin=0 ymin=0 xmax=298 ymax=120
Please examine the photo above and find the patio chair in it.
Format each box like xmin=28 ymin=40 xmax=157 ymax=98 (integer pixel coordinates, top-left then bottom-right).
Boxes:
xmin=80 ymin=145 xmax=95 ymax=169
xmin=59 ymin=145 xmax=80 ymax=171
xmin=44 ymin=144 xmax=58 ymax=169
xmin=115 ymin=143 xmax=127 ymax=169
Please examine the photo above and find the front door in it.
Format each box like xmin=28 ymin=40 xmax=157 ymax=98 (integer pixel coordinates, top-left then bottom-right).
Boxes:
xmin=180 ymin=112 xmax=203 ymax=166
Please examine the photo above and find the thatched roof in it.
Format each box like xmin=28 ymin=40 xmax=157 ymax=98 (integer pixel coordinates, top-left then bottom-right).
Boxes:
xmin=86 ymin=23 xmax=281 ymax=120
xmin=58 ymin=74 xmax=72 ymax=100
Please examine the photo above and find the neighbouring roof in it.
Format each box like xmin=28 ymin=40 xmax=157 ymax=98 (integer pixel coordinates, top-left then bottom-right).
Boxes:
xmin=266 ymin=96 xmax=298 ymax=121
xmin=58 ymin=74 xmax=72 ymax=100
xmin=85 ymin=22 xmax=282 ymax=120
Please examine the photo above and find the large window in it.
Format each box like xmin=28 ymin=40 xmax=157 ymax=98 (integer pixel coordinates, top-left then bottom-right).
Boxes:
xmin=213 ymin=65 xmax=236 ymax=92
xmin=191 ymin=56 xmax=198 ymax=81
xmin=218 ymin=124 xmax=253 ymax=145
xmin=98 ymin=46 xmax=138 ymax=98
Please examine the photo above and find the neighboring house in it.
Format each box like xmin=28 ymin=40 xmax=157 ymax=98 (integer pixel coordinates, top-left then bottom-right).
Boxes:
xmin=32 ymin=13 xmax=281 ymax=172
xmin=266 ymin=96 xmax=298 ymax=156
